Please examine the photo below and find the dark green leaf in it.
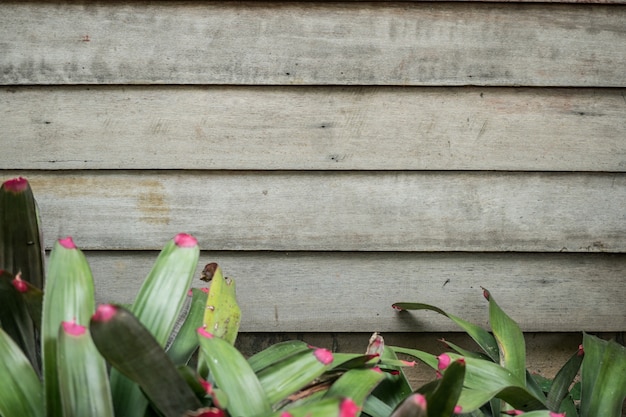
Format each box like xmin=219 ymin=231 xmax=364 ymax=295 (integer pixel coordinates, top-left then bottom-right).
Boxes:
xmin=546 ymin=346 xmax=583 ymax=411
xmin=90 ymin=304 xmax=203 ymax=417
xmin=167 ymin=288 xmax=209 ymax=365
xmin=580 ymin=333 xmax=626 ymax=417
xmin=0 ymin=177 xmax=45 ymax=289
xmin=0 ymin=326 xmax=43 ymax=417
xmin=483 ymin=288 xmax=526 ymax=383
xmin=392 ymin=302 xmax=499 ymax=362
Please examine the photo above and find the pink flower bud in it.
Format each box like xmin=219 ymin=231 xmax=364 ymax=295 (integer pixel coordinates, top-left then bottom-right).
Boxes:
xmin=3 ymin=177 xmax=29 ymax=192
xmin=174 ymin=233 xmax=197 ymax=248
xmin=280 ymin=413 xmax=293 ymax=417
xmin=437 ymin=353 xmax=451 ymax=370
xmin=412 ymin=393 xmax=427 ymax=409
xmin=58 ymin=236 xmax=77 ymax=249
xmin=197 ymin=327 xmax=214 ymax=339
xmin=92 ymin=304 xmax=117 ymax=322
xmin=12 ymin=274 xmax=28 ymax=293
xmin=62 ymin=320 xmax=86 ymax=336
xmin=314 ymin=348 xmax=333 ymax=365
xmin=340 ymin=398 xmax=360 ymax=417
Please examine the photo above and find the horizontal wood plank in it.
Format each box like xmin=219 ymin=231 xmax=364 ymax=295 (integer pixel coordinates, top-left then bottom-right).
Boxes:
xmin=5 ymin=171 xmax=624 ymax=252
xmin=84 ymin=250 xmax=626 ymax=331
xmin=3 ymin=86 xmax=626 ymax=171
xmin=1 ymin=2 xmax=625 ymax=86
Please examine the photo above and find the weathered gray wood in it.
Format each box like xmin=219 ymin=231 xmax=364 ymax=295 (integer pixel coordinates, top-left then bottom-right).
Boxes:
xmin=8 ymin=171 xmax=625 ymax=252
xmin=3 ymin=86 xmax=625 ymax=171
xmin=1 ymin=2 xmax=625 ymax=86
xmin=82 ymin=250 xmax=626 ymax=331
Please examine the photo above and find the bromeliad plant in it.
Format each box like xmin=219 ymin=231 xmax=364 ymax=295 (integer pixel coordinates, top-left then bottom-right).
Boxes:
xmin=0 ymin=176 xmax=417 ymax=417
xmin=388 ymin=289 xmax=626 ymax=417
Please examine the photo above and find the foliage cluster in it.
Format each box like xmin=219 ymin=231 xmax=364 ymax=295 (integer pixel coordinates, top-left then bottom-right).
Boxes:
xmin=1 ymin=177 xmax=624 ymax=417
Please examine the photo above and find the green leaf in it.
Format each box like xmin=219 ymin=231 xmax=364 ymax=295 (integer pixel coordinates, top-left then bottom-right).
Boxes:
xmin=261 ymin=397 xmax=353 ymax=417
xmin=546 ymin=346 xmax=583 ymax=411
xmin=392 ymin=302 xmax=499 ymax=362
xmin=580 ymin=333 xmax=626 ymax=417
xmin=41 ymin=237 xmax=96 ymax=417
xmin=369 ymin=345 xmax=415 ymax=412
xmin=426 ymin=359 xmax=466 ymax=416
xmin=363 ymin=394 xmax=394 ymax=417
xmin=0 ymin=326 xmax=43 ymax=417
xmin=197 ymin=328 xmax=271 ymax=416
xmin=90 ymin=304 xmax=203 ymax=417
xmin=483 ymin=288 xmax=526 ymax=383
xmin=0 ymin=177 xmax=45 ymax=290
xmin=167 ymin=288 xmax=209 ymax=366
xmin=390 ymin=393 xmax=428 ymax=417
xmin=0 ymin=270 xmax=38 ymax=372
xmin=325 ymin=367 xmax=386 ymax=406
xmin=256 ymin=346 xmax=335 ymax=405
xmin=57 ymin=321 xmax=114 ymax=417
xmin=248 ymin=340 xmax=311 ymax=373
xmin=202 ymin=263 xmax=241 ymax=345
xmin=111 ymin=233 xmax=200 ymax=417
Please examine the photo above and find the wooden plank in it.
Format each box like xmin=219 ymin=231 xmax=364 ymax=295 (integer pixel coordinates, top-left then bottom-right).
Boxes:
xmin=3 ymin=86 xmax=625 ymax=171
xmin=83 ymin=250 xmax=626 ymax=331
xmin=1 ymin=2 xmax=625 ymax=86
xmin=6 ymin=171 xmax=625 ymax=252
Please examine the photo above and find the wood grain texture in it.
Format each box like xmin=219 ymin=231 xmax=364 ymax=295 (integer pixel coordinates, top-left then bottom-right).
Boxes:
xmin=84 ymin=250 xmax=626 ymax=331
xmin=7 ymin=171 xmax=624 ymax=252
xmin=3 ymin=86 xmax=626 ymax=171
xmin=1 ymin=2 xmax=625 ymax=86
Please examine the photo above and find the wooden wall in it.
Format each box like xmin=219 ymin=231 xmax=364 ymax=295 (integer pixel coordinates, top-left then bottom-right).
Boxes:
xmin=1 ymin=0 xmax=625 ymax=362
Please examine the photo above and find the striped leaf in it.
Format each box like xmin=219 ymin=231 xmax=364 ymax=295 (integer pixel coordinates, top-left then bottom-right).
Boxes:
xmin=41 ymin=237 xmax=96 ymax=417
xmin=197 ymin=328 xmax=271 ymax=416
xmin=57 ymin=321 xmax=114 ymax=417
xmin=0 ymin=326 xmax=43 ymax=417
xmin=110 ymin=233 xmax=199 ymax=417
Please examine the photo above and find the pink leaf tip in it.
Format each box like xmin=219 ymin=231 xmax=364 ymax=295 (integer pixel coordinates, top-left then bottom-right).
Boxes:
xmin=481 ymin=287 xmax=491 ymax=300
xmin=58 ymin=236 xmax=77 ymax=249
xmin=62 ymin=320 xmax=87 ymax=336
xmin=198 ymin=327 xmax=214 ymax=339
xmin=314 ymin=348 xmax=334 ymax=365
xmin=280 ymin=413 xmax=293 ymax=417
xmin=12 ymin=273 xmax=28 ymax=293
xmin=340 ymin=398 xmax=360 ymax=417
xmin=392 ymin=304 xmax=404 ymax=312
xmin=93 ymin=304 xmax=117 ymax=322
xmin=411 ymin=393 xmax=427 ymax=409
xmin=503 ymin=411 xmax=524 ymax=416
xmin=549 ymin=413 xmax=566 ymax=417
xmin=454 ymin=405 xmax=463 ymax=414
xmin=174 ymin=233 xmax=197 ymax=248
xmin=577 ymin=344 xmax=584 ymax=356
xmin=3 ymin=177 xmax=29 ymax=193
xmin=437 ymin=353 xmax=451 ymax=371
